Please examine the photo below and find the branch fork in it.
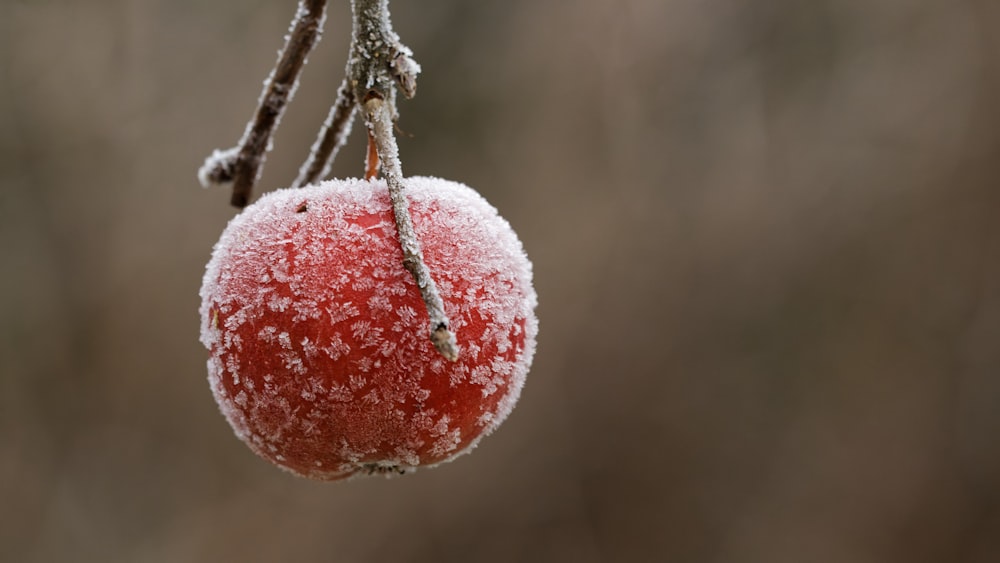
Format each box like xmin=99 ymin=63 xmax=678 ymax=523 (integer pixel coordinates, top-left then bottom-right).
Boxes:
xmin=198 ymin=0 xmax=458 ymax=361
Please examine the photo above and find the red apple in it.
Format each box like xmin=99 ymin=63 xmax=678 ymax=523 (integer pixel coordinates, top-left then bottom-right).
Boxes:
xmin=200 ymin=177 xmax=537 ymax=479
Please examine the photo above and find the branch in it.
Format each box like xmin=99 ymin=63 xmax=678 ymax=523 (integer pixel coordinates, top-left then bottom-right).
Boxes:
xmin=293 ymin=79 xmax=357 ymax=187
xmin=198 ymin=0 xmax=328 ymax=207
xmin=365 ymin=96 xmax=457 ymax=361
xmin=351 ymin=0 xmax=456 ymax=361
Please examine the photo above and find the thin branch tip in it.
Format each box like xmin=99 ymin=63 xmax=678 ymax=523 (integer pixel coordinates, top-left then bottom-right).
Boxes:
xmin=390 ymin=48 xmax=420 ymax=99
xmin=198 ymin=147 xmax=239 ymax=188
xmin=432 ymin=325 xmax=459 ymax=362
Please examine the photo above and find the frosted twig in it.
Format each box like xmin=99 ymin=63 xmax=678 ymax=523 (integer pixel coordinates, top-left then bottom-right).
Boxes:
xmin=365 ymin=96 xmax=457 ymax=361
xmin=199 ymin=0 xmax=328 ymax=208
xmin=351 ymin=0 xmax=456 ymax=361
xmin=293 ymin=79 xmax=357 ymax=187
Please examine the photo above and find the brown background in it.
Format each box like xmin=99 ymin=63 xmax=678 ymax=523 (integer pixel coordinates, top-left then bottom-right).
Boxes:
xmin=3 ymin=0 xmax=1000 ymax=561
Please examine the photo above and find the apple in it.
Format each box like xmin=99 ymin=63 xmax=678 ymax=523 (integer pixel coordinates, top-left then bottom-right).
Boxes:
xmin=200 ymin=177 xmax=537 ymax=479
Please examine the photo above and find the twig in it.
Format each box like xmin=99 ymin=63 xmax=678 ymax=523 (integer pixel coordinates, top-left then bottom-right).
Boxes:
xmin=293 ymin=79 xmax=357 ymax=187
xmin=198 ymin=0 xmax=328 ymax=207
xmin=365 ymin=96 xmax=457 ymax=360
xmin=351 ymin=0 xmax=457 ymax=361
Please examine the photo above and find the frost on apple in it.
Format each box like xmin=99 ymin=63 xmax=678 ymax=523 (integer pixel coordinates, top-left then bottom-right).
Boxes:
xmin=200 ymin=177 xmax=538 ymax=480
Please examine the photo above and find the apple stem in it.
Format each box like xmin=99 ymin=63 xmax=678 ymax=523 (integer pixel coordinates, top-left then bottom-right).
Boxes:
xmin=197 ymin=0 xmax=329 ymax=207
xmin=364 ymin=128 xmax=380 ymax=181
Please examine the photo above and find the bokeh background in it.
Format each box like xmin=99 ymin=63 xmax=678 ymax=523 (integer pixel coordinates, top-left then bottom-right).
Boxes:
xmin=3 ymin=0 xmax=1000 ymax=561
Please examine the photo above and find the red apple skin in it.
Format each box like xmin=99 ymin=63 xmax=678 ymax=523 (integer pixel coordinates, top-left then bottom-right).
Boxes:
xmin=200 ymin=177 xmax=537 ymax=480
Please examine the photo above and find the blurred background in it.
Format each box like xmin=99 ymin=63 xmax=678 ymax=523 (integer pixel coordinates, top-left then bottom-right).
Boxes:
xmin=3 ymin=0 xmax=1000 ymax=561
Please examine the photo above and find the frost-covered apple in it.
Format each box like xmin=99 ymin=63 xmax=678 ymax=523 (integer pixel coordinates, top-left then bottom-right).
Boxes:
xmin=200 ymin=177 xmax=537 ymax=480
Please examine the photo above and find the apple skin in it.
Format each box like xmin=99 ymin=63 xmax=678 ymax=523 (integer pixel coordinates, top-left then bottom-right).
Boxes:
xmin=200 ymin=177 xmax=537 ymax=480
